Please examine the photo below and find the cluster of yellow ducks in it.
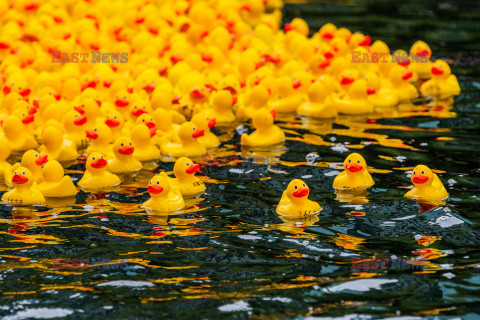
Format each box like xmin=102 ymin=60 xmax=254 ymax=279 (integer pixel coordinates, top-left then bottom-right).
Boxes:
xmin=0 ymin=0 xmax=456 ymax=215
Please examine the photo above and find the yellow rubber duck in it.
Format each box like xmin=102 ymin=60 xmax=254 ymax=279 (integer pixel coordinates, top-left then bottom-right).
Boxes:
xmin=130 ymin=123 xmax=161 ymax=161
xmin=409 ymin=41 xmax=433 ymax=80
xmin=241 ymin=109 xmax=285 ymax=147
xmin=420 ymin=60 xmax=461 ymax=100
xmin=276 ymin=179 xmax=321 ymax=218
xmin=160 ymin=122 xmax=206 ymax=157
xmin=405 ymin=165 xmax=448 ymax=202
xmin=39 ymin=126 xmax=78 ymax=162
xmin=2 ymin=115 xmax=39 ymax=151
xmin=331 ymin=79 xmax=374 ymax=114
xmin=141 ymin=174 xmax=185 ymax=212
xmin=39 ymin=160 xmax=78 ymax=198
xmin=297 ymin=81 xmax=338 ymax=118
xmin=191 ymin=114 xmax=220 ymax=148
xmin=75 ymin=98 xmax=100 ymax=130
xmin=104 ymin=109 xmax=126 ymax=141
xmin=61 ymin=110 xmax=88 ymax=147
xmin=208 ymin=90 xmax=236 ymax=124
xmin=269 ymin=76 xmax=305 ymax=113
xmin=387 ymin=65 xmax=419 ymax=102
xmin=85 ymin=123 xmax=113 ymax=157
xmin=108 ymin=136 xmax=143 ymax=173
xmin=2 ymin=167 xmax=45 ymax=206
xmin=153 ymin=108 xmax=180 ymax=141
xmin=0 ymin=136 xmax=12 ymax=175
xmin=78 ymin=152 xmax=121 ymax=190
xmin=236 ymin=85 xmax=270 ymax=120
xmin=364 ymin=72 xmax=399 ymax=109
xmin=172 ymin=157 xmax=206 ymax=197
xmin=5 ymin=149 xmax=48 ymax=185
xmin=333 ymin=153 xmax=375 ymax=191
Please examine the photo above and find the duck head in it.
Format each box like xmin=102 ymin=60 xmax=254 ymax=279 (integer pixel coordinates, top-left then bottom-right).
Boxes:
xmin=2 ymin=115 xmax=24 ymax=140
xmin=86 ymin=152 xmax=108 ymax=174
xmin=112 ymin=136 xmax=135 ymax=158
xmin=364 ymin=72 xmax=381 ymax=95
xmin=348 ymin=79 xmax=369 ymax=99
xmin=153 ymin=108 xmax=173 ymax=132
xmin=339 ymin=69 xmax=359 ymax=86
xmin=147 ymin=174 xmax=170 ymax=198
xmin=136 ymin=113 xmax=157 ymax=137
xmin=430 ymin=60 xmax=451 ymax=79
xmin=192 ymin=114 xmax=216 ymax=132
xmin=131 ymin=100 xmax=151 ymax=119
xmin=285 ymin=179 xmax=310 ymax=202
xmin=252 ymin=108 xmax=275 ymax=132
xmin=370 ymin=40 xmax=390 ymax=56
xmin=248 ymin=85 xmax=269 ymax=108
xmin=411 ymin=165 xmax=434 ymax=187
xmin=318 ymin=23 xmax=337 ymax=41
xmin=21 ymin=149 xmax=48 ymax=171
xmin=41 ymin=126 xmax=63 ymax=152
xmin=63 ymin=110 xmax=87 ymax=132
xmin=307 ymin=81 xmax=328 ymax=103
xmin=410 ymin=40 xmax=431 ymax=60
xmin=178 ymin=122 xmax=204 ymax=144
xmin=0 ymin=137 xmax=11 ymax=161
xmin=86 ymin=123 xmax=112 ymax=145
xmin=343 ymin=153 xmax=367 ymax=174
xmin=389 ymin=65 xmax=413 ymax=85
xmin=330 ymin=37 xmax=349 ymax=56
xmin=76 ymin=98 xmax=99 ymax=121
xmin=104 ymin=110 xmax=125 ymax=130
xmin=174 ymin=157 xmax=200 ymax=179
xmin=11 ymin=167 xmax=34 ymax=189
xmin=114 ymin=90 xmax=131 ymax=108
xmin=212 ymin=90 xmax=233 ymax=110
xmin=42 ymin=160 xmax=65 ymax=183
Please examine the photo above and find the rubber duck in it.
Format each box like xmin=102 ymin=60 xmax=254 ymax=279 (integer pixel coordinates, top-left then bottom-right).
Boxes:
xmin=420 ymin=60 xmax=461 ymax=99
xmin=160 ymin=122 xmax=206 ymax=158
xmin=171 ymin=157 xmax=206 ymax=197
xmin=208 ymin=90 xmax=236 ymax=124
xmin=409 ymin=41 xmax=433 ymax=80
xmin=5 ymin=149 xmax=48 ymax=185
xmin=276 ymin=179 xmax=321 ymax=218
xmin=75 ymin=98 xmax=100 ymax=130
xmin=236 ymin=85 xmax=270 ymax=120
xmin=38 ymin=160 xmax=78 ymax=198
xmin=333 ymin=153 xmax=375 ymax=191
xmin=130 ymin=123 xmax=161 ymax=161
xmin=104 ymin=109 xmax=126 ymax=141
xmin=108 ymin=136 xmax=143 ymax=173
xmin=405 ymin=165 xmax=448 ymax=202
xmin=0 ymin=137 xmax=12 ymax=175
xmin=61 ymin=110 xmax=87 ymax=147
xmin=141 ymin=174 xmax=185 ymax=212
xmin=331 ymin=79 xmax=374 ymax=114
xmin=153 ymin=108 xmax=180 ymax=141
xmin=39 ymin=126 xmax=78 ymax=162
xmin=191 ymin=114 xmax=220 ymax=148
xmin=297 ymin=81 xmax=338 ymax=118
xmin=85 ymin=123 xmax=113 ymax=157
xmin=1 ymin=167 xmax=46 ymax=205
xmin=241 ymin=109 xmax=285 ymax=147
xmin=364 ymin=72 xmax=399 ymax=109
xmin=387 ymin=65 xmax=419 ymax=102
xmin=78 ymin=152 xmax=121 ymax=190
xmin=269 ymin=76 xmax=305 ymax=113
xmin=2 ymin=115 xmax=39 ymax=151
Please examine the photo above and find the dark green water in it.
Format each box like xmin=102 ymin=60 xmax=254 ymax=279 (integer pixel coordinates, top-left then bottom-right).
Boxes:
xmin=1 ymin=1 xmax=480 ymax=319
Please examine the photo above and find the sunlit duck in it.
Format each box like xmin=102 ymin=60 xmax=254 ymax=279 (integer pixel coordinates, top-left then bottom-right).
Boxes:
xmin=297 ymin=81 xmax=337 ymax=118
xmin=5 ymin=149 xmax=48 ymax=185
xmin=62 ymin=110 xmax=88 ymax=147
xmin=191 ymin=114 xmax=220 ymax=148
xmin=333 ymin=153 xmax=375 ymax=191
xmin=108 ymin=136 xmax=143 ymax=173
xmin=141 ymin=174 xmax=185 ymax=212
xmin=39 ymin=160 xmax=78 ymax=198
xmin=276 ymin=179 xmax=321 ymax=218
xmin=2 ymin=115 xmax=39 ymax=151
xmin=404 ymin=165 xmax=448 ymax=202
xmin=0 ymin=137 xmax=12 ymax=175
xmin=130 ymin=123 xmax=161 ymax=161
xmin=241 ymin=109 xmax=285 ymax=147
xmin=85 ymin=123 xmax=113 ymax=157
xmin=420 ymin=60 xmax=461 ymax=99
xmin=331 ymin=79 xmax=374 ymax=114
xmin=236 ymin=84 xmax=270 ymax=120
xmin=209 ymin=89 xmax=236 ymax=124
xmin=39 ymin=126 xmax=78 ymax=162
xmin=78 ymin=152 xmax=121 ymax=189
xmin=172 ymin=157 xmax=206 ymax=197
xmin=160 ymin=122 xmax=206 ymax=157
xmin=2 ymin=167 xmax=46 ymax=205
xmin=409 ymin=41 xmax=433 ymax=80
xmin=387 ymin=65 xmax=418 ymax=102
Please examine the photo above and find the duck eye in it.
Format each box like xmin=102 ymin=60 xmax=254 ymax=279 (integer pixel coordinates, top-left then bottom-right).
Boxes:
xmin=129 ymin=142 xmax=132 ymax=145
xmin=421 ymin=170 xmax=425 ymax=174
xmin=100 ymin=155 xmax=104 ymax=159
xmin=22 ymin=113 xmax=25 ymax=117
xmin=92 ymin=157 xmax=96 ymax=160
xmin=357 ymin=160 xmax=360 ymax=164
xmin=22 ymin=171 xmax=26 ymax=175
xmin=348 ymin=159 xmax=351 ymax=163
xmin=142 ymin=119 xmax=145 ymax=122
xmin=186 ymin=162 xmax=190 ymax=166
xmin=124 ymin=96 xmax=126 ymax=99
xmin=74 ymin=114 xmax=78 ymax=117
xmin=121 ymin=143 xmax=124 ymax=147
xmin=14 ymin=171 xmax=17 ymax=175
xmin=114 ymin=116 xmax=117 ymax=119
xmin=156 ymin=181 xmax=160 ymax=185
xmin=34 ymin=154 xmax=38 ymax=157
xmin=94 ymin=128 xmax=97 ymax=131
xmin=303 ymin=183 xmax=305 ymax=187
xmin=294 ymin=185 xmax=298 ymax=189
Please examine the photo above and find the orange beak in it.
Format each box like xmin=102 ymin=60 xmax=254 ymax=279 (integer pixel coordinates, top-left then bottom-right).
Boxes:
xmin=293 ymin=187 xmax=309 ymax=198
xmin=186 ymin=163 xmax=200 ymax=174
xmin=322 ymin=32 xmax=334 ymax=40
xmin=208 ymin=118 xmax=217 ymax=128
xmin=417 ymin=49 xmax=430 ymax=57
xmin=35 ymin=154 xmax=48 ymax=166
xmin=412 ymin=174 xmax=429 ymax=184
xmin=292 ymin=80 xmax=302 ymax=89
xmin=81 ymin=80 xmax=97 ymax=91
xmin=105 ymin=118 xmax=120 ymax=127
xmin=346 ymin=163 xmax=363 ymax=172
xmin=74 ymin=116 xmax=87 ymax=126
xmin=367 ymin=87 xmax=376 ymax=95
xmin=148 ymin=185 xmax=164 ymax=194
xmin=12 ymin=174 xmax=29 ymax=184
xmin=270 ymin=109 xmax=276 ymax=120
xmin=431 ymin=67 xmax=444 ymax=75
xmin=324 ymin=51 xmax=334 ymax=59
xmin=19 ymin=88 xmax=31 ymax=97
xmin=28 ymin=107 xmax=37 ymax=115
xmin=86 ymin=130 xmax=98 ymax=139
xmin=3 ymin=86 xmax=11 ymax=94
xmin=22 ymin=114 xmax=34 ymax=124
xmin=358 ymin=36 xmax=371 ymax=46
xmin=115 ymin=99 xmax=129 ymax=107
xmin=341 ymin=77 xmax=355 ymax=85
xmin=131 ymin=109 xmax=147 ymax=117
xmin=103 ymin=81 xmax=112 ymax=88
xmin=73 ymin=106 xmax=85 ymax=114
xmin=91 ymin=158 xmax=107 ymax=168
xmin=284 ymin=23 xmax=295 ymax=32
xmin=190 ymin=89 xmax=205 ymax=99
xmin=192 ymin=129 xmax=204 ymax=138
xmin=318 ymin=60 xmax=330 ymax=69
xmin=402 ymin=71 xmax=413 ymax=81
xmin=118 ymin=146 xmax=134 ymax=155
xmin=143 ymin=83 xmax=155 ymax=92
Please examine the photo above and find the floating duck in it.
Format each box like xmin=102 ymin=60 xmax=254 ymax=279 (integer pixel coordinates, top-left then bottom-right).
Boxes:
xmin=141 ymin=174 xmax=185 ymax=212
xmin=5 ymin=149 xmax=48 ymax=185
xmin=236 ymin=85 xmax=270 ymax=120
xmin=276 ymin=179 xmax=321 ymax=218
xmin=130 ymin=123 xmax=161 ymax=161
xmin=2 ymin=115 xmax=39 ymax=151
xmin=0 ymin=137 xmax=12 ymax=175
xmin=208 ymin=90 xmax=236 ymax=124
xmin=1 ymin=167 xmax=46 ymax=206
xmin=364 ymin=71 xmax=399 ymax=109
xmin=61 ymin=110 xmax=88 ymax=147
xmin=153 ymin=108 xmax=180 ymax=142
xmin=404 ymin=165 xmax=448 ymax=202
xmin=386 ymin=65 xmax=418 ymax=102
xmin=108 ymin=136 xmax=143 ymax=173
xmin=172 ymin=157 xmax=205 ymax=197
xmin=420 ymin=60 xmax=461 ymax=100
xmin=191 ymin=114 xmax=220 ymax=148
xmin=104 ymin=109 xmax=126 ymax=141
xmin=241 ymin=109 xmax=285 ymax=147
xmin=160 ymin=122 xmax=206 ymax=157
xmin=331 ymin=79 xmax=374 ymax=114
xmin=409 ymin=41 xmax=433 ymax=80
xmin=38 ymin=160 xmax=78 ymax=198
xmin=78 ymin=152 xmax=121 ymax=190
xmin=39 ymin=126 xmax=78 ymax=162
xmin=85 ymin=123 xmax=113 ymax=157
xmin=333 ymin=153 xmax=375 ymax=191
xmin=297 ymin=81 xmax=338 ymax=118
xmin=269 ymin=76 xmax=305 ymax=113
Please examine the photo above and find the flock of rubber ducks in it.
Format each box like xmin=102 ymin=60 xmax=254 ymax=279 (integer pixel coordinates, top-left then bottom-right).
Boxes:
xmin=0 ymin=0 xmax=455 ymax=216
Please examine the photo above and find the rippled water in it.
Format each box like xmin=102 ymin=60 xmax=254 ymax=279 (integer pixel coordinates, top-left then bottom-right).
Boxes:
xmin=1 ymin=1 xmax=480 ymax=319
